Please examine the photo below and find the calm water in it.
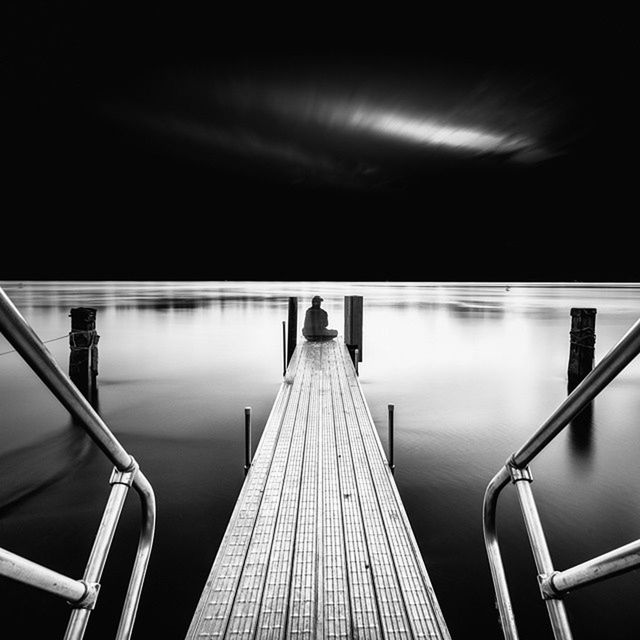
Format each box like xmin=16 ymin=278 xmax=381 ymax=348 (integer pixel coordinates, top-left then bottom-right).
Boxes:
xmin=1 ymin=281 xmax=639 ymax=639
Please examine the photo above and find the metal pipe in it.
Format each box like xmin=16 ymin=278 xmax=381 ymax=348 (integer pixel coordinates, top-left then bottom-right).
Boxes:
xmin=0 ymin=287 xmax=133 ymax=471
xmin=512 ymin=319 xmax=640 ymax=468
xmin=388 ymin=404 xmax=395 ymax=471
xmin=115 ymin=471 xmax=156 ymax=640
xmin=64 ymin=466 xmax=135 ymax=640
xmin=547 ymin=537 xmax=640 ymax=596
xmin=482 ymin=466 xmax=519 ymax=640
xmin=64 ymin=604 xmax=91 ymax=640
xmin=0 ymin=547 xmax=88 ymax=603
xmin=244 ymin=407 xmax=252 ymax=473
xmin=282 ymin=320 xmax=287 ymax=376
xmin=512 ymin=470 xmax=573 ymax=640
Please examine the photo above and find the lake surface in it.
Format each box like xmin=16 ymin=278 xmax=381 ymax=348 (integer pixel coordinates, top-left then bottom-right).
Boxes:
xmin=1 ymin=281 xmax=639 ymax=639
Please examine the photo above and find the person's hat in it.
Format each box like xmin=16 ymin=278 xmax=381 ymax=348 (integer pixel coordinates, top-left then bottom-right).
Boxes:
xmin=312 ymin=295 xmax=323 ymax=302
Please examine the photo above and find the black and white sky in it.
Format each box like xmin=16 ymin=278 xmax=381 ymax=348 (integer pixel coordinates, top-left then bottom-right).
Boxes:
xmin=4 ymin=4 xmax=636 ymax=281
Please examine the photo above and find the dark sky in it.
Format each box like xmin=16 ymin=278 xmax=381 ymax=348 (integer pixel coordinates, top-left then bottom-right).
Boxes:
xmin=4 ymin=4 xmax=636 ymax=281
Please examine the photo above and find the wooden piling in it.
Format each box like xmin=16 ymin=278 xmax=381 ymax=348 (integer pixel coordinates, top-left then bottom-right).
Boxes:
xmin=287 ymin=297 xmax=298 ymax=365
xmin=69 ymin=307 xmax=99 ymax=400
xmin=244 ymin=407 xmax=252 ymax=474
xmin=282 ymin=321 xmax=287 ymax=376
xmin=568 ymin=308 xmax=596 ymax=391
xmin=388 ymin=403 xmax=395 ymax=471
xmin=344 ymin=295 xmax=363 ymax=365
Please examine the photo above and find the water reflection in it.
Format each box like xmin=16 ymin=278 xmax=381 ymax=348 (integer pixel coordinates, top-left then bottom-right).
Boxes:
xmin=568 ymin=403 xmax=595 ymax=469
xmin=1 ymin=281 xmax=640 ymax=640
xmin=0 ymin=426 xmax=91 ymax=514
xmin=450 ymin=299 xmax=505 ymax=317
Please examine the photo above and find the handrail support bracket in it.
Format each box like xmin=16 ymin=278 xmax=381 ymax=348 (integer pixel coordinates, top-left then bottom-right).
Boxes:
xmin=507 ymin=459 xmax=533 ymax=484
xmin=110 ymin=457 xmax=139 ymax=487
xmin=68 ymin=581 xmax=101 ymax=610
xmin=539 ymin=572 xmax=564 ymax=600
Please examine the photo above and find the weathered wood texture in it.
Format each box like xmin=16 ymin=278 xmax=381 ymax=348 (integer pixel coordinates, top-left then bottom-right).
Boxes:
xmin=568 ymin=308 xmax=597 ymax=392
xmin=344 ymin=296 xmax=363 ymax=363
xmin=69 ymin=306 xmax=99 ymax=403
xmin=287 ymin=298 xmax=298 ymax=366
xmin=187 ymin=340 xmax=450 ymax=640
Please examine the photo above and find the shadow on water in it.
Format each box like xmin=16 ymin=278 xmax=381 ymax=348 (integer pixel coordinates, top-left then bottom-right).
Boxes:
xmin=0 ymin=424 xmax=92 ymax=515
xmin=0 ymin=359 xmax=100 ymax=516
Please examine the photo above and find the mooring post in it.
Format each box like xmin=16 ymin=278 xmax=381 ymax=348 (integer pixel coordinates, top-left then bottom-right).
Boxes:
xmin=244 ymin=407 xmax=252 ymax=474
xmin=388 ymin=403 xmax=395 ymax=471
xmin=282 ymin=320 xmax=287 ymax=376
xmin=287 ymin=297 xmax=298 ymax=366
xmin=344 ymin=295 xmax=363 ymax=366
xmin=568 ymin=308 xmax=597 ymax=392
xmin=69 ymin=307 xmax=99 ymax=400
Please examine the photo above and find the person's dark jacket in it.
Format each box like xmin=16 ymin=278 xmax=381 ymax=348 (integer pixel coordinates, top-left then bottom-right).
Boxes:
xmin=303 ymin=307 xmax=328 ymax=337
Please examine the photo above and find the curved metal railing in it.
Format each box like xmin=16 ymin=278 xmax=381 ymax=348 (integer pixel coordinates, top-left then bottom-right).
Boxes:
xmin=0 ymin=287 xmax=156 ymax=640
xmin=483 ymin=317 xmax=640 ymax=640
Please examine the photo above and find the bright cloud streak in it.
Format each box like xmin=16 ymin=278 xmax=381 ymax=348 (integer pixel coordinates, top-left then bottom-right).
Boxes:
xmin=256 ymin=87 xmax=541 ymax=158
xmin=346 ymin=107 xmax=533 ymax=154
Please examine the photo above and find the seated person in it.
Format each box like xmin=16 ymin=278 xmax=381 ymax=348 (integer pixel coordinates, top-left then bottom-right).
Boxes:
xmin=302 ymin=296 xmax=338 ymax=341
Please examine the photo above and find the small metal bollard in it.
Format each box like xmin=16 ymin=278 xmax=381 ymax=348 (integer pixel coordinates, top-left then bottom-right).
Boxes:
xmin=388 ymin=403 xmax=395 ymax=471
xmin=244 ymin=407 xmax=252 ymax=474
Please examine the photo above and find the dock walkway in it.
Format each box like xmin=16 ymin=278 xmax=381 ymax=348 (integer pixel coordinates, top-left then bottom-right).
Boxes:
xmin=187 ymin=340 xmax=451 ymax=639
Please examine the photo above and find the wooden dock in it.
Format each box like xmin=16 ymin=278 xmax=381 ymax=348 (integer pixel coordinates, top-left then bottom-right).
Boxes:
xmin=186 ymin=340 xmax=451 ymax=639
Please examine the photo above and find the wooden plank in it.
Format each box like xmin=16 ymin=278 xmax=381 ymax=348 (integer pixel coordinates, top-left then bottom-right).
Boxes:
xmin=250 ymin=350 xmax=312 ymax=640
xmin=224 ymin=353 xmax=312 ymax=638
xmin=187 ymin=339 xmax=451 ymax=640
xmin=320 ymin=345 xmax=350 ymax=639
xmin=336 ymin=343 xmax=451 ymax=640
xmin=286 ymin=350 xmax=320 ymax=638
xmin=327 ymin=344 xmax=383 ymax=639
xmin=331 ymin=343 xmax=411 ymax=639
xmin=186 ymin=348 xmax=306 ymax=639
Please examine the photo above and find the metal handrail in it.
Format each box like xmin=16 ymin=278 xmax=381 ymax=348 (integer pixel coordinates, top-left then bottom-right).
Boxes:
xmin=483 ymin=318 xmax=640 ymax=640
xmin=0 ymin=287 xmax=156 ymax=640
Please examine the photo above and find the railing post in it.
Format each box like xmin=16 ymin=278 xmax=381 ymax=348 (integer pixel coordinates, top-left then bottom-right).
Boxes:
xmin=287 ymin=297 xmax=298 ymax=366
xmin=69 ymin=307 xmax=99 ymax=403
xmin=115 ymin=472 xmax=155 ymax=640
xmin=568 ymin=308 xmax=596 ymax=392
xmin=511 ymin=465 xmax=573 ymax=640
xmin=388 ymin=404 xmax=395 ymax=471
xmin=64 ymin=464 xmax=137 ymax=640
xmin=483 ymin=466 xmax=519 ymax=640
xmin=244 ymin=407 xmax=252 ymax=474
